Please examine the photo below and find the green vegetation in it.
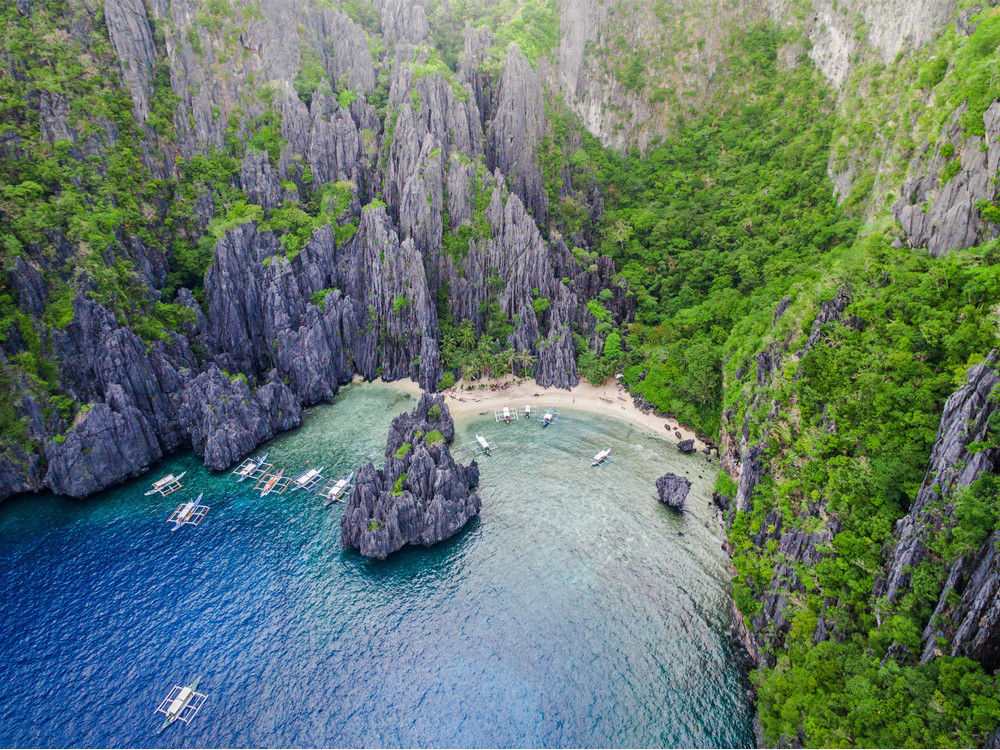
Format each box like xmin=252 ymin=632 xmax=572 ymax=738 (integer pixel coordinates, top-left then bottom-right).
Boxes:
xmin=427 ymin=404 xmax=442 ymax=421
xmin=394 ymin=442 xmax=412 ymax=459
xmin=427 ymin=0 xmax=559 ymax=72
xmin=310 ymin=288 xmax=337 ymax=308
xmin=391 ymin=473 xmax=407 ymax=496
xmin=261 ymin=181 xmax=356 ymax=260
xmin=538 ymin=19 xmax=1000 ymax=746
xmin=424 ymin=429 xmax=444 ymax=444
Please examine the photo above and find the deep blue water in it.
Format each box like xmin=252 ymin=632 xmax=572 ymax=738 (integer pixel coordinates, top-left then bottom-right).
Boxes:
xmin=0 ymin=384 xmax=754 ymax=748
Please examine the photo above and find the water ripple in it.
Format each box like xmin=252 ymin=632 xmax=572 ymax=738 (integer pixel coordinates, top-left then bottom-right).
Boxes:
xmin=0 ymin=384 xmax=753 ymax=748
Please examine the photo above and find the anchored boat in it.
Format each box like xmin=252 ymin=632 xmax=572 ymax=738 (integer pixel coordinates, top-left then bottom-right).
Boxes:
xmin=321 ymin=471 xmax=355 ymax=506
xmin=291 ymin=466 xmax=325 ymax=492
xmin=476 ymin=434 xmax=492 ymax=456
xmin=168 ymin=493 xmax=209 ymax=530
xmin=232 ymin=453 xmax=268 ymax=482
xmin=591 ymin=449 xmax=611 ymax=467
xmin=155 ymin=676 xmax=207 ymax=733
xmin=494 ymin=406 xmax=518 ymax=423
xmin=257 ymin=468 xmax=287 ymax=497
xmin=144 ymin=472 xmax=186 ymax=497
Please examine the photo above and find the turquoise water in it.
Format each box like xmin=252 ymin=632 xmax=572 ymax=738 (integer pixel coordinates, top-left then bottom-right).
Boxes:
xmin=0 ymin=384 xmax=754 ymax=748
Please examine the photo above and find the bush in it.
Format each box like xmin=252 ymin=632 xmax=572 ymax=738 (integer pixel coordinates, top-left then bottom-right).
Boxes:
xmin=436 ymin=371 xmax=456 ymax=390
xmin=427 ymin=404 xmax=442 ymax=422
xmin=391 ymin=473 xmax=407 ymax=496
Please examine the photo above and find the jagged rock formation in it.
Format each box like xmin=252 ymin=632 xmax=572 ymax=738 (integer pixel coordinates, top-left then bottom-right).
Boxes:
xmin=38 ymin=293 xmax=302 ymax=498
xmin=876 ymin=352 xmax=1000 ymax=669
xmin=893 ymin=101 xmax=1000 ymax=257
xmin=677 ymin=439 xmax=695 ymax=454
xmin=656 ymin=473 xmax=690 ymax=510
xmin=0 ymin=0 xmax=635 ymax=501
xmin=341 ymin=393 xmax=481 ymax=558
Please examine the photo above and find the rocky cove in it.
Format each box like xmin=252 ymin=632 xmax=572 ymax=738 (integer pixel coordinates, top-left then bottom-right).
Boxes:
xmin=5 ymin=0 xmax=1000 ymax=743
xmin=0 ymin=383 xmax=755 ymax=747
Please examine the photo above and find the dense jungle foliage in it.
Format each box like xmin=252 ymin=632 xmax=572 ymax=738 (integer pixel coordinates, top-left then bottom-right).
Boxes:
xmin=565 ymin=17 xmax=1000 ymax=748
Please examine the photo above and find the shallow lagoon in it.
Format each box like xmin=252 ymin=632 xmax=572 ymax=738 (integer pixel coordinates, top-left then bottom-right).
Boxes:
xmin=0 ymin=383 xmax=754 ymax=748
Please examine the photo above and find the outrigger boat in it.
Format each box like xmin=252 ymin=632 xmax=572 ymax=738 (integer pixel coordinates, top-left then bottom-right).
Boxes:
xmin=233 ymin=453 xmax=268 ymax=482
xmin=541 ymin=408 xmax=556 ymax=428
xmin=494 ymin=406 xmax=518 ymax=423
xmin=476 ymin=434 xmax=492 ymax=456
xmin=291 ymin=466 xmax=325 ymax=492
xmin=155 ymin=676 xmax=207 ymax=733
xmin=321 ymin=471 xmax=355 ymax=506
xmin=591 ymin=449 xmax=611 ymax=467
xmin=258 ymin=468 xmax=285 ymax=497
xmin=168 ymin=493 xmax=209 ymax=530
xmin=144 ymin=472 xmax=186 ymax=497
xmin=525 ymin=405 xmax=531 ymax=419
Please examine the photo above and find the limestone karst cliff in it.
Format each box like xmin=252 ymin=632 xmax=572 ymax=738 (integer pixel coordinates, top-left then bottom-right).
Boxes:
xmin=340 ymin=392 xmax=480 ymax=558
xmin=4 ymin=0 xmax=1000 ymax=742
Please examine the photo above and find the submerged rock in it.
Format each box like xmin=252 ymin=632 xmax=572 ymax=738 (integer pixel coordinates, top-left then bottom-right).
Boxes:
xmin=656 ymin=473 xmax=691 ymax=511
xmin=340 ymin=393 xmax=480 ymax=559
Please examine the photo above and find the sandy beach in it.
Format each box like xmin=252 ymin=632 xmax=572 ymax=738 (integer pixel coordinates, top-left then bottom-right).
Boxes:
xmin=375 ymin=376 xmax=709 ymax=452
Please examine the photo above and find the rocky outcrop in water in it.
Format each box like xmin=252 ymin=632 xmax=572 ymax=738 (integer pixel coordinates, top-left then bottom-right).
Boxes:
xmin=341 ymin=393 xmax=481 ymax=559
xmin=656 ymin=473 xmax=690 ymax=511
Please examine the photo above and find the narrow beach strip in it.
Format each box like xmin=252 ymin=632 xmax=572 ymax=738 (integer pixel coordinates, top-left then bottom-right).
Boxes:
xmin=372 ymin=376 xmax=709 ymax=452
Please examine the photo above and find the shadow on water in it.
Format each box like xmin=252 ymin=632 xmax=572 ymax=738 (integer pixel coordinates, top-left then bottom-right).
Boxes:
xmin=0 ymin=384 xmax=754 ymax=749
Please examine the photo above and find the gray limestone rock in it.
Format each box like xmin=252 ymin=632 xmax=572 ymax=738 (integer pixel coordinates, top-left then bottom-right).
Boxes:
xmin=103 ymin=0 xmax=157 ymax=121
xmin=486 ymin=44 xmax=547 ymax=222
xmin=340 ymin=392 xmax=480 ymax=558
xmin=177 ymin=366 xmax=302 ymax=470
xmin=893 ymin=102 xmax=1000 ymax=257
xmin=656 ymin=473 xmax=691 ymax=510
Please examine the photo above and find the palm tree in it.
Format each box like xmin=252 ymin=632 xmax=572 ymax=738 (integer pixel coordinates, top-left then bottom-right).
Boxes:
xmin=515 ymin=350 xmax=536 ymax=375
xmin=498 ymin=348 xmax=517 ymax=376
xmin=457 ymin=320 xmax=476 ymax=352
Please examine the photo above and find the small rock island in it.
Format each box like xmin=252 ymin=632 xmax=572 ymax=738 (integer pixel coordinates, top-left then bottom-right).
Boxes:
xmin=656 ymin=473 xmax=691 ymax=512
xmin=340 ymin=393 xmax=481 ymax=559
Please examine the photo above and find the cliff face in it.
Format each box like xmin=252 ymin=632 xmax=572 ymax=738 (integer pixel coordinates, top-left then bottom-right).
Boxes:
xmin=550 ymin=0 xmax=958 ymax=150
xmin=877 ymin=353 xmax=1000 ymax=670
xmin=0 ymin=0 xmax=627 ymax=500
xmin=340 ymin=392 xmax=480 ymax=558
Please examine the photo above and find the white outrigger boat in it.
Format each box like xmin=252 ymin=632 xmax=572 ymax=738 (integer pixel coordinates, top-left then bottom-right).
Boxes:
xmin=291 ymin=465 xmax=325 ymax=492
xmin=525 ymin=405 xmax=531 ymax=419
xmin=168 ymin=493 xmax=209 ymax=530
xmin=494 ymin=406 xmax=518 ymax=423
xmin=591 ymin=449 xmax=611 ymax=467
xmin=232 ymin=453 xmax=268 ymax=482
xmin=541 ymin=408 xmax=558 ymax=428
xmin=320 ymin=471 xmax=355 ymax=506
xmin=476 ymin=434 xmax=492 ymax=456
xmin=145 ymin=472 xmax=186 ymax=497
xmin=155 ymin=676 xmax=207 ymax=733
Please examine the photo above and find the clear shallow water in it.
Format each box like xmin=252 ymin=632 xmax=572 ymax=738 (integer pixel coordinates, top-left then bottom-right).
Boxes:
xmin=0 ymin=384 xmax=754 ymax=748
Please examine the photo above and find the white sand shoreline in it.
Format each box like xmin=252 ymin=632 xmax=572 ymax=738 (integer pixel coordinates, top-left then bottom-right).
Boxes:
xmin=370 ymin=376 xmax=709 ymax=453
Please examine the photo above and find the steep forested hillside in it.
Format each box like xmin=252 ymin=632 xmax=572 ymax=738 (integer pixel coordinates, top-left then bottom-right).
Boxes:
xmin=3 ymin=0 xmax=1000 ymax=745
